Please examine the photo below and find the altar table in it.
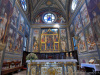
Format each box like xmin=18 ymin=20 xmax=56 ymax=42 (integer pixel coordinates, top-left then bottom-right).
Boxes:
xmin=26 ymin=59 xmax=77 ymax=75
xmin=81 ymin=63 xmax=100 ymax=72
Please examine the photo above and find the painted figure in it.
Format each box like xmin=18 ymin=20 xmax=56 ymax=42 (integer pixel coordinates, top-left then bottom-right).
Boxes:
xmin=33 ymin=37 xmax=38 ymax=50
xmin=55 ymin=35 xmax=58 ymax=42
xmin=0 ymin=13 xmax=7 ymax=41
xmin=92 ymin=11 xmax=100 ymax=34
xmin=46 ymin=36 xmax=53 ymax=50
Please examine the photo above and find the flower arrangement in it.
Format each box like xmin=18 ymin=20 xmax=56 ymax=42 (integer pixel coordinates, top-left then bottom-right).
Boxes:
xmin=26 ymin=53 xmax=38 ymax=61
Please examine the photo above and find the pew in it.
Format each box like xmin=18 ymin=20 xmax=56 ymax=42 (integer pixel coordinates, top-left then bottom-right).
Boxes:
xmin=1 ymin=61 xmax=23 ymax=75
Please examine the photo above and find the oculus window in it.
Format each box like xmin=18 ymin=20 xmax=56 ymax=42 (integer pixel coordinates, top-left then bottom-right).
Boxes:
xmin=43 ymin=13 xmax=56 ymax=23
xmin=20 ymin=0 xmax=27 ymax=11
xmin=71 ymin=0 xmax=78 ymax=12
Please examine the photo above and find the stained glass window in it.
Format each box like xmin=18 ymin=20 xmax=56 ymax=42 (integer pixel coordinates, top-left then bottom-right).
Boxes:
xmin=71 ymin=0 xmax=78 ymax=11
xmin=20 ymin=0 xmax=27 ymax=11
xmin=43 ymin=13 xmax=55 ymax=23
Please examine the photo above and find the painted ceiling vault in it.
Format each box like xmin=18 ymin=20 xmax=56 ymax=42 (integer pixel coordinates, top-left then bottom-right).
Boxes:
xmin=18 ymin=0 xmax=70 ymax=24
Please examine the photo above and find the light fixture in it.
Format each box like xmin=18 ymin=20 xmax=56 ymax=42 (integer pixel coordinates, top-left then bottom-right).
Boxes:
xmin=53 ymin=24 xmax=60 ymax=28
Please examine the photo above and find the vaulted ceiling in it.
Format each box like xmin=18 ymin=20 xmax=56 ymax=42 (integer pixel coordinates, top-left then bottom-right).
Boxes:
xmin=18 ymin=0 xmax=70 ymax=24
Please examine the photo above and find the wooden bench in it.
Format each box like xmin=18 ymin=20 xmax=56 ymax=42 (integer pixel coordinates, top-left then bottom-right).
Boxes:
xmin=1 ymin=61 xmax=23 ymax=75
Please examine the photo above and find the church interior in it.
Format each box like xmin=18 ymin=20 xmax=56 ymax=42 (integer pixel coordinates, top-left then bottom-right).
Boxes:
xmin=0 ymin=0 xmax=100 ymax=75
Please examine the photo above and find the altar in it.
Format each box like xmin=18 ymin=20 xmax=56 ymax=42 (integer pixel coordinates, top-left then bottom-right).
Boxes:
xmin=26 ymin=59 xmax=77 ymax=75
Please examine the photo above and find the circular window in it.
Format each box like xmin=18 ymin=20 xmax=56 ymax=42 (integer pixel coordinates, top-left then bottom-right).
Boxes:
xmin=43 ymin=12 xmax=56 ymax=23
xmin=71 ymin=0 xmax=78 ymax=12
xmin=20 ymin=0 xmax=27 ymax=11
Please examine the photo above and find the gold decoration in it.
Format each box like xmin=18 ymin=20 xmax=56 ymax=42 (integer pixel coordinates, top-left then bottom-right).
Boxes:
xmin=31 ymin=67 xmax=36 ymax=75
xmin=41 ymin=29 xmax=59 ymax=53
xmin=47 ymin=1 xmax=52 ymax=5
xmin=48 ymin=67 xmax=56 ymax=75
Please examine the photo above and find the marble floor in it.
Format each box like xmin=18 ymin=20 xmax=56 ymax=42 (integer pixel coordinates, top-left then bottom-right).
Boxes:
xmin=12 ymin=70 xmax=98 ymax=75
xmin=12 ymin=70 xmax=86 ymax=75
xmin=13 ymin=70 xmax=26 ymax=75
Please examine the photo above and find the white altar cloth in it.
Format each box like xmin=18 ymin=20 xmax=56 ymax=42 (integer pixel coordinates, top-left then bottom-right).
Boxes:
xmin=81 ymin=63 xmax=100 ymax=71
xmin=26 ymin=59 xmax=77 ymax=63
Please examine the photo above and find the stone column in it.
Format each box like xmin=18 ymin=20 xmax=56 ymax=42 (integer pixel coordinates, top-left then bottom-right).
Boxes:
xmin=67 ymin=26 xmax=72 ymax=51
xmin=29 ymin=28 xmax=32 ymax=52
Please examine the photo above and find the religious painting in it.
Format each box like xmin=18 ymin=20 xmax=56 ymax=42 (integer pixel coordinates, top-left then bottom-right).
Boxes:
xmin=18 ymin=14 xmax=25 ymax=34
xmin=46 ymin=35 xmax=54 ymax=50
xmin=6 ymin=28 xmax=16 ymax=52
xmin=55 ymin=43 xmax=59 ymax=50
xmin=56 ymin=15 xmax=65 ymax=23
xmin=86 ymin=0 xmax=100 ymax=13
xmin=0 ymin=0 xmax=13 ymax=44
xmin=77 ymin=32 xmax=86 ymax=53
xmin=86 ymin=0 xmax=100 ymax=49
xmin=41 ymin=43 xmax=45 ymax=51
xmin=70 ymin=24 xmax=74 ymax=33
xmin=32 ymin=29 xmax=39 ymax=52
xmin=35 ymin=13 xmax=66 ymax=24
xmin=60 ymin=29 xmax=67 ymax=52
xmin=85 ymin=25 xmax=97 ymax=51
xmin=35 ymin=15 xmax=42 ymax=23
xmin=41 ymin=35 xmax=45 ymax=42
xmin=43 ymin=13 xmax=56 ymax=24
xmin=92 ymin=11 xmax=100 ymax=49
xmin=54 ymin=35 xmax=58 ymax=42
xmin=14 ymin=33 xmax=23 ymax=54
xmin=41 ymin=29 xmax=59 ymax=53
xmin=80 ymin=3 xmax=90 ymax=27
xmin=10 ymin=7 xmax=19 ymax=28
xmin=74 ymin=13 xmax=82 ymax=34
xmin=0 ymin=0 xmax=13 ymax=69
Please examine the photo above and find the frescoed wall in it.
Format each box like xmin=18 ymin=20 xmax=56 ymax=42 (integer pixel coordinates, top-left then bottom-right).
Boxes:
xmin=0 ymin=0 xmax=30 ymax=72
xmin=74 ymin=13 xmax=82 ymax=35
xmin=18 ymin=14 xmax=25 ymax=34
xmin=85 ymin=0 xmax=100 ymax=50
xmin=6 ymin=27 xmax=16 ymax=53
xmin=14 ymin=33 xmax=23 ymax=54
xmin=10 ymin=7 xmax=19 ymax=28
xmin=85 ymin=25 xmax=96 ymax=51
xmin=80 ymin=3 xmax=90 ymax=27
xmin=0 ymin=0 xmax=13 ymax=72
xmin=77 ymin=32 xmax=86 ymax=53
xmin=69 ymin=0 xmax=100 ymax=64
